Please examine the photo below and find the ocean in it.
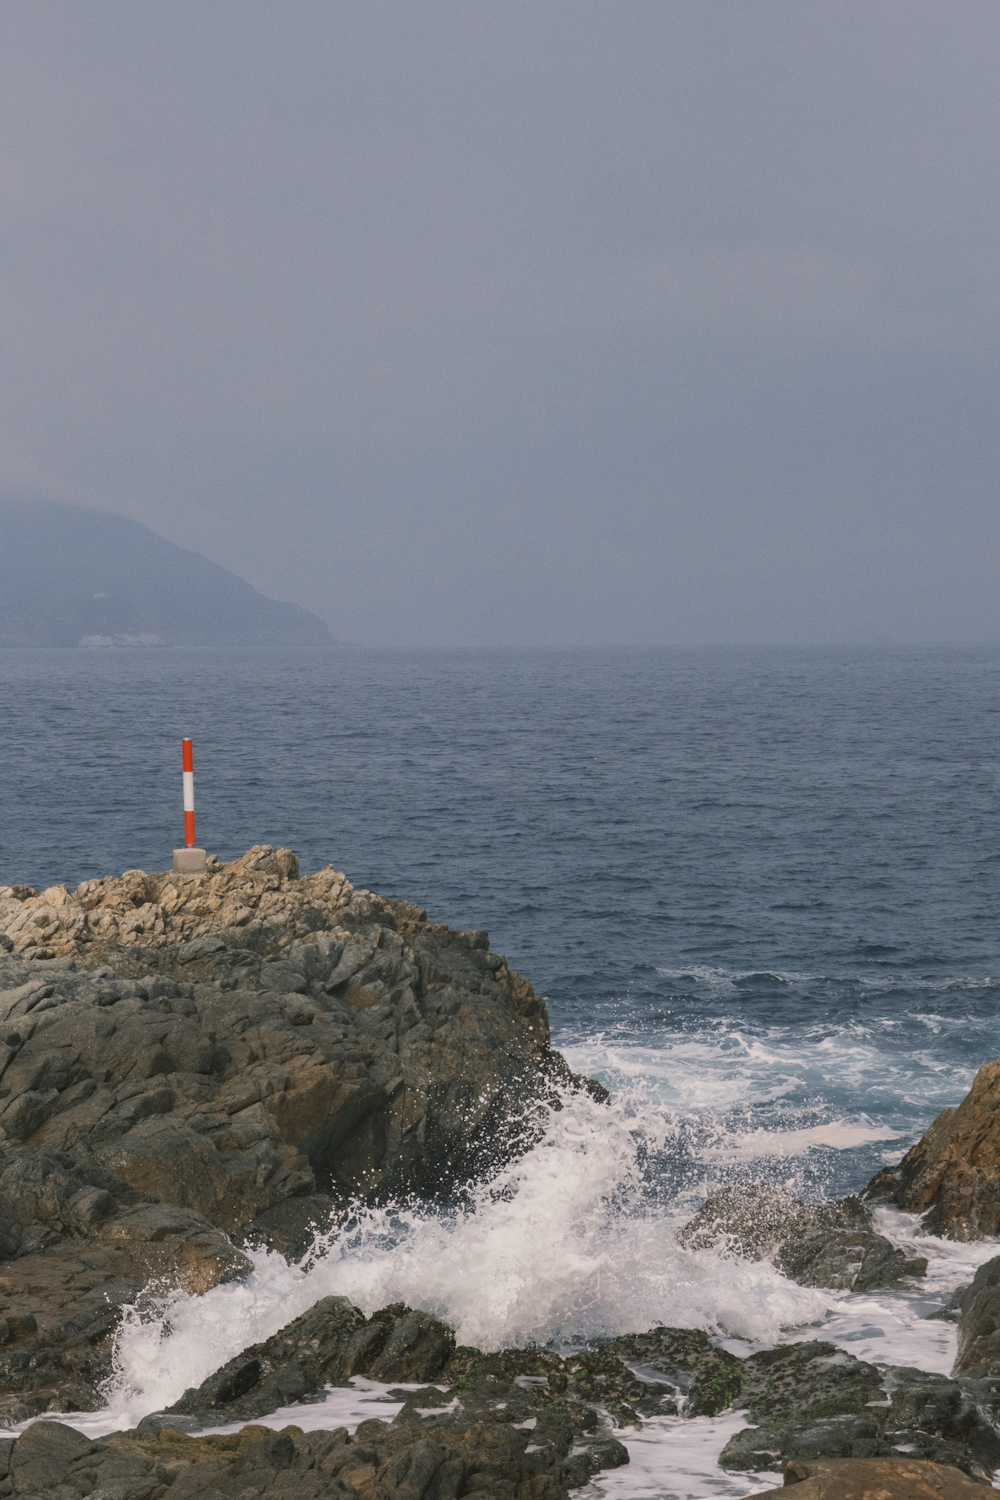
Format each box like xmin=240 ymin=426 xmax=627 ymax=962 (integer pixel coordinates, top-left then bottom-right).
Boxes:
xmin=3 ymin=642 xmax=1000 ymax=1495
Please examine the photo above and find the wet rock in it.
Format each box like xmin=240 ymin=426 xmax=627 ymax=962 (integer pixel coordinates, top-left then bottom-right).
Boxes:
xmin=238 ymin=1191 xmax=337 ymax=1259
xmin=955 ymin=1254 xmax=1000 ymax=1374
xmin=739 ymin=1340 xmax=884 ymax=1425
xmin=365 ymin=1305 xmax=457 ymax=1383
xmin=884 ymin=1366 xmax=987 ymax=1451
xmin=0 ymin=1200 xmax=249 ymax=1422
xmin=678 ymin=1182 xmax=927 ymax=1290
xmin=443 ymin=1340 xmax=672 ymax=1425
xmin=719 ymin=1347 xmax=1000 ymax=1482
xmin=685 ymin=1345 xmax=745 ymax=1416
xmin=604 ymin=1326 xmax=744 ymax=1417
xmin=604 ymin=1325 xmax=730 ymax=1416
xmin=605 ymin=1324 xmax=712 ymax=1371
xmin=166 ymin=1298 xmax=456 ymax=1421
xmin=720 ymin=1413 xmax=891 ymax=1470
xmin=25 ymin=1404 xmax=628 ymax=1499
xmin=385 ymin=1367 xmax=629 ymax=1491
xmin=865 ymin=1058 xmax=1000 ymax=1240
xmin=721 ymin=1412 xmax=997 ymax=1484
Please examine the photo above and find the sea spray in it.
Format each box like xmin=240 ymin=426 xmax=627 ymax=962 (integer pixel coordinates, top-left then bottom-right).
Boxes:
xmin=101 ymin=1082 xmax=830 ymax=1423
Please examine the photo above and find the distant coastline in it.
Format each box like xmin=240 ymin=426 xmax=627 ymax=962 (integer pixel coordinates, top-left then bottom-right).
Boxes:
xmin=0 ymin=495 xmax=339 ymax=649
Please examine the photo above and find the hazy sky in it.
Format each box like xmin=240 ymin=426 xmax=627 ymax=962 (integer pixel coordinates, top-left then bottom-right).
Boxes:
xmin=1 ymin=2 xmax=997 ymax=646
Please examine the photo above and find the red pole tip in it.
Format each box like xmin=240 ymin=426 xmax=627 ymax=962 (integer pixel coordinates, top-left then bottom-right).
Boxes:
xmin=182 ymin=739 xmax=194 ymax=771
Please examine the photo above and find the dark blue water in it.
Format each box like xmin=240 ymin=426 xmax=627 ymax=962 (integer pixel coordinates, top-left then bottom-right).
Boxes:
xmin=3 ymin=644 xmax=999 ymax=1199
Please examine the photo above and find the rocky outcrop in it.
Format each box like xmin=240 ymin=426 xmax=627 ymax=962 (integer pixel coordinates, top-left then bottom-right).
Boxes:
xmin=0 ymin=847 xmax=599 ymax=1418
xmin=0 ymin=1401 xmax=628 ymax=1500
xmin=865 ymin=1059 xmax=1000 ymax=1240
xmin=677 ymin=1182 xmax=928 ymax=1291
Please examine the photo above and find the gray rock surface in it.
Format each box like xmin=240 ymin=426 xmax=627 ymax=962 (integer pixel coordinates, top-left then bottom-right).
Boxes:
xmin=678 ymin=1182 xmax=928 ymax=1291
xmin=955 ymin=1254 xmax=1000 ymax=1376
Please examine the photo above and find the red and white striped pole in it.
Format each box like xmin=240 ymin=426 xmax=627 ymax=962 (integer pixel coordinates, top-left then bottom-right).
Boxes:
xmin=182 ymin=738 xmax=196 ymax=847
xmin=173 ymin=738 xmax=207 ymax=873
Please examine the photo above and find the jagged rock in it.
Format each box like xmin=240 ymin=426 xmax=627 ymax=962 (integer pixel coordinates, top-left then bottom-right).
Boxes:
xmin=0 ymin=1194 xmax=250 ymax=1422
xmin=752 ymin=1455 xmax=992 ymax=1497
xmin=387 ymin=1377 xmax=629 ymax=1487
xmin=4 ymin=1403 xmax=626 ymax=1499
xmin=865 ymin=1058 xmax=1000 ymax=1239
xmin=443 ymin=1340 xmax=677 ymax=1426
xmin=678 ymin=1182 xmax=927 ymax=1290
xmin=605 ymin=1324 xmax=712 ymax=1370
xmin=0 ymin=848 xmax=586 ymax=1229
xmin=0 ymin=848 xmax=603 ymax=1412
xmin=165 ymin=1298 xmax=456 ymax=1421
xmin=167 ymin=1298 xmax=669 ymax=1435
xmin=954 ymin=1255 xmax=1000 ymax=1375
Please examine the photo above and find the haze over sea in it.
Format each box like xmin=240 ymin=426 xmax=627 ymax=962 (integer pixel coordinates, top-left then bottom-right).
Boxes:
xmin=3 ymin=643 xmax=1000 ymax=1495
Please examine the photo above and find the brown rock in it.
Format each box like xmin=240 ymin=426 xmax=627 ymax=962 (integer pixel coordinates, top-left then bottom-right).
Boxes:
xmin=865 ymin=1059 xmax=1000 ymax=1239
xmin=750 ymin=1454 xmax=989 ymax=1497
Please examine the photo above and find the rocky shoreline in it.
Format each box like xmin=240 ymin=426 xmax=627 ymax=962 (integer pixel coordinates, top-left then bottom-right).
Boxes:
xmin=1 ymin=849 xmax=1000 ymax=1497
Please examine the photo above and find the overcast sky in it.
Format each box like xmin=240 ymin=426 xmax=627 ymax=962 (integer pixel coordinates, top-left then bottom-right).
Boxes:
xmin=1 ymin=2 xmax=997 ymax=646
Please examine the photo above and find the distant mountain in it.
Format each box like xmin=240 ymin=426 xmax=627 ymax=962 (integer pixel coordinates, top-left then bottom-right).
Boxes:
xmin=0 ymin=497 xmax=337 ymax=648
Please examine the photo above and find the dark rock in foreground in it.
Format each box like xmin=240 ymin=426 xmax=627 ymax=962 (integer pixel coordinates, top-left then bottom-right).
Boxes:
xmin=170 ymin=1296 xmax=999 ymax=1490
xmin=0 ymin=1405 xmax=627 ymax=1499
xmin=677 ymin=1181 xmax=927 ymax=1291
xmin=865 ymin=1058 xmax=1000 ymax=1240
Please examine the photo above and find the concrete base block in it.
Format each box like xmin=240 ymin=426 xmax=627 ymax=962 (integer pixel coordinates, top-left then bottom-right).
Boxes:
xmin=173 ymin=848 xmax=208 ymax=875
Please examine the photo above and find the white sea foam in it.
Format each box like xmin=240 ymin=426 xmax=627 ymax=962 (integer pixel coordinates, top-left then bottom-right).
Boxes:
xmin=82 ymin=1083 xmax=830 ymax=1431
xmin=701 ymin=1120 xmax=901 ymax=1161
xmin=7 ymin=1049 xmax=997 ymax=1499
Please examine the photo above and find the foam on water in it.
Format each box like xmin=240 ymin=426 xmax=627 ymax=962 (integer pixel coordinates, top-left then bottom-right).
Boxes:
xmin=8 ymin=1065 xmax=999 ymax=1497
xmin=98 ymin=1083 xmax=830 ymax=1429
